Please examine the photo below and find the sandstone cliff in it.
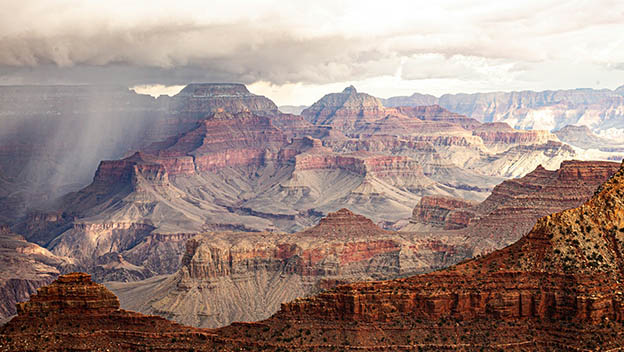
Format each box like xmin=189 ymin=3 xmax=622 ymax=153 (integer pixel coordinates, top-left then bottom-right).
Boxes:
xmin=108 ymin=209 xmax=471 ymax=328
xmin=406 ymin=160 xmax=621 ymax=253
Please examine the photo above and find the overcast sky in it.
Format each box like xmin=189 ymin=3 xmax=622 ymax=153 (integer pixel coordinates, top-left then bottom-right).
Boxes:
xmin=1 ymin=0 xmax=623 ymax=105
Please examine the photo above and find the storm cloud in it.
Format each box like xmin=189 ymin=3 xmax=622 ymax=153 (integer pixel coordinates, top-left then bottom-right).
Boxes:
xmin=1 ymin=0 xmax=623 ymax=102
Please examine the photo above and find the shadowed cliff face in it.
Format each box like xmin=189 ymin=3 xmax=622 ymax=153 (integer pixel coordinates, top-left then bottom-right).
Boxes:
xmin=0 ymin=84 xmax=280 ymax=224
xmin=3 ymin=162 xmax=624 ymax=351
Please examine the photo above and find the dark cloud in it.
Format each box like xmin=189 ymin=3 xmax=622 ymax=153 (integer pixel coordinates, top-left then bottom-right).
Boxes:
xmin=0 ymin=1 xmax=623 ymax=88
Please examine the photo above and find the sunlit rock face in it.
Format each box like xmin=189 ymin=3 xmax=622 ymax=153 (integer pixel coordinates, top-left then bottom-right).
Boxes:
xmin=108 ymin=208 xmax=471 ymax=328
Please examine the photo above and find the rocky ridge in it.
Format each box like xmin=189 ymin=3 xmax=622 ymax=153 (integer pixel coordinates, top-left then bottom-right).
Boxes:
xmin=405 ymin=160 xmax=622 ymax=253
xmin=108 ymin=209 xmax=471 ymax=328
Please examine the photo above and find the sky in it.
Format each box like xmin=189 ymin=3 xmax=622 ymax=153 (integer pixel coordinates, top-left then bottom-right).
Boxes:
xmin=1 ymin=0 xmax=623 ymax=105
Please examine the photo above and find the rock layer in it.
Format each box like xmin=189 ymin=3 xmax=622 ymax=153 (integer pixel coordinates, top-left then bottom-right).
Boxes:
xmin=214 ymin=160 xmax=624 ymax=350
xmin=108 ymin=209 xmax=471 ymax=328
xmin=3 ymin=162 xmax=624 ymax=350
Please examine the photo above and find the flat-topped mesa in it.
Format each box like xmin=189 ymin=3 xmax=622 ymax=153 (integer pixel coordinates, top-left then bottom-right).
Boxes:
xmin=381 ymin=92 xmax=439 ymax=108
xmin=170 ymin=83 xmax=279 ymax=119
xmin=93 ymin=152 xmax=172 ymax=185
xmin=410 ymin=195 xmax=477 ymax=229
xmin=472 ymin=122 xmax=556 ymax=145
xmin=301 ymin=86 xmax=388 ymax=130
xmin=176 ymin=83 xmax=253 ymax=97
xmin=16 ymin=273 xmax=119 ymax=316
xmin=555 ymin=124 xmax=624 ymax=149
xmin=557 ymin=159 xmax=622 ymax=182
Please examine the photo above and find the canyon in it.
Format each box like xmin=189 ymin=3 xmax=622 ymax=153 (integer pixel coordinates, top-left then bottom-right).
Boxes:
xmin=2 ymin=161 xmax=624 ymax=350
xmin=1 ymin=82 xmax=624 ymax=335
xmin=105 ymin=160 xmax=619 ymax=328
xmin=10 ymin=84 xmax=581 ymax=283
xmin=107 ymin=208 xmax=471 ymax=328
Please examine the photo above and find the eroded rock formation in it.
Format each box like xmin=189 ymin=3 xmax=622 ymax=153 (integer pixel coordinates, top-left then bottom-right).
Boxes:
xmin=3 ymin=162 xmax=624 ymax=351
xmin=108 ymin=209 xmax=471 ymax=328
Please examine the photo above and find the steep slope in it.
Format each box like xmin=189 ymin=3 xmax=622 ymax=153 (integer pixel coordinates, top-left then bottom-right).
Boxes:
xmin=405 ymin=160 xmax=621 ymax=252
xmin=0 ymin=226 xmax=67 ymax=324
xmin=108 ymin=209 xmax=471 ymax=328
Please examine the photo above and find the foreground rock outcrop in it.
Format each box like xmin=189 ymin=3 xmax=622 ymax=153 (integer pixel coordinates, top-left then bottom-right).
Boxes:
xmin=0 ymin=273 xmax=214 ymax=352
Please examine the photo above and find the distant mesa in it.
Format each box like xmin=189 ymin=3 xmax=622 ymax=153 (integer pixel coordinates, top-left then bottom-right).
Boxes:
xmin=176 ymin=83 xmax=255 ymax=97
xmin=555 ymin=124 xmax=624 ymax=150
